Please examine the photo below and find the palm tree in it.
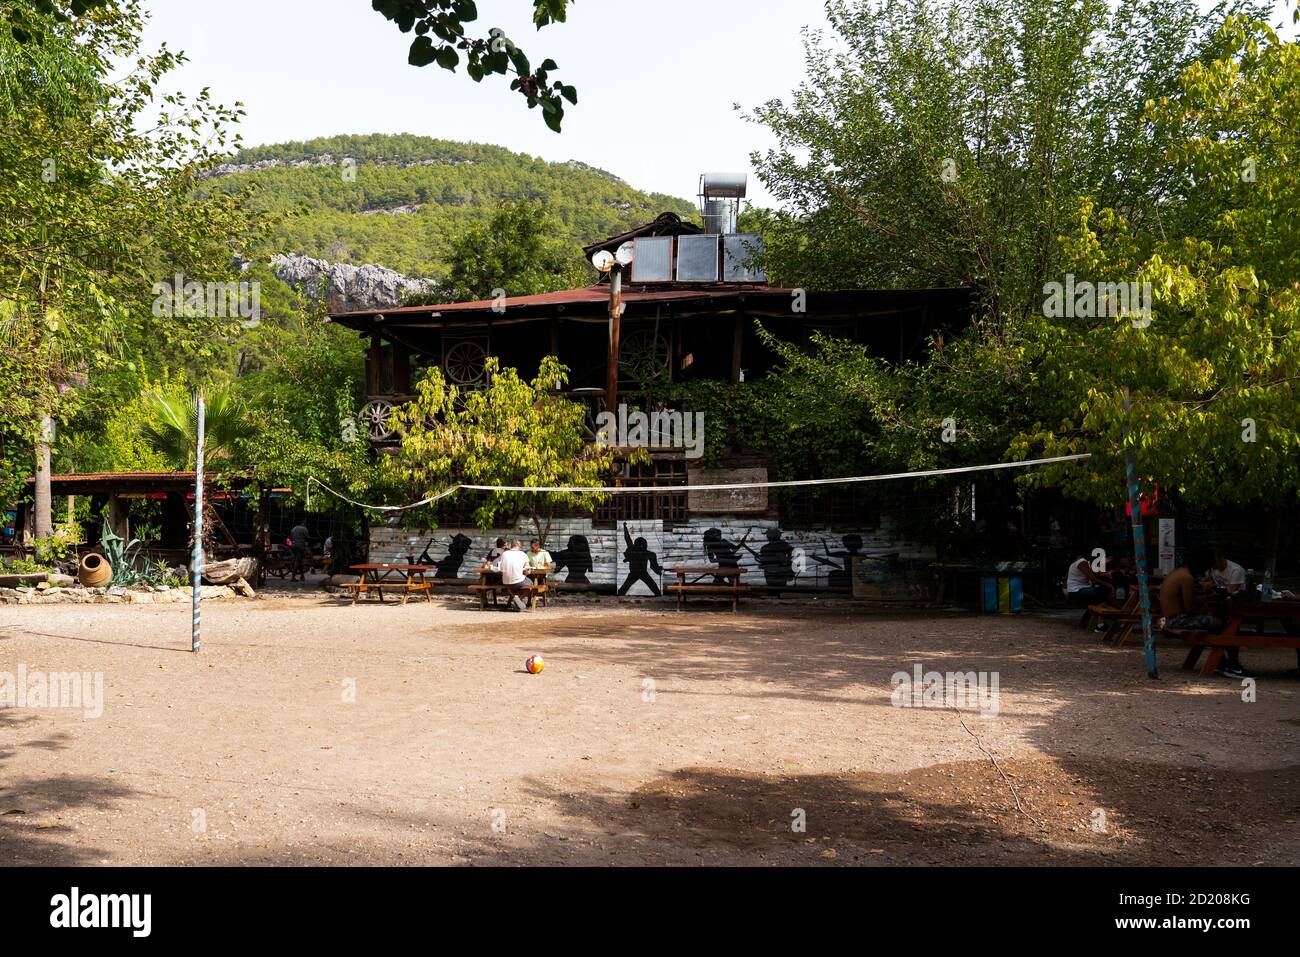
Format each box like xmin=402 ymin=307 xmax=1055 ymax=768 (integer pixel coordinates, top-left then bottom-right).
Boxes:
xmin=142 ymin=386 xmax=251 ymax=470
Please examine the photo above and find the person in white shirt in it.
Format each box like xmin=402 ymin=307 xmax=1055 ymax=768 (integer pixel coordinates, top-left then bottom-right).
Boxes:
xmin=497 ymin=540 xmax=531 ymax=612
xmin=1065 ymin=552 xmax=1114 ymax=607
xmin=1209 ymin=549 xmax=1246 ymax=594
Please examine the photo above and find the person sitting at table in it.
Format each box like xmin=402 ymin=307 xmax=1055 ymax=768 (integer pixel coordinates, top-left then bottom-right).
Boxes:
xmin=528 ymin=539 xmax=553 ymax=571
xmin=1161 ymin=546 xmax=1250 ymax=678
xmin=484 ymin=537 xmax=507 ymax=568
xmin=1065 ymin=551 xmax=1114 ymax=607
xmin=1208 ymin=547 xmax=1247 ymax=595
xmin=498 ymin=540 xmax=531 ymax=612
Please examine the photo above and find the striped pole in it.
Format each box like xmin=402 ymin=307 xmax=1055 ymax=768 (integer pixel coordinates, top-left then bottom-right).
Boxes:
xmin=1122 ymin=388 xmax=1157 ymax=678
xmin=191 ymin=391 xmax=205 ymax=653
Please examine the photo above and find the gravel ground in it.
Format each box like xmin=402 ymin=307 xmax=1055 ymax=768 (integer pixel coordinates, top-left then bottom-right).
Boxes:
xmin=2 ymin=592 xmax=1298 ymax=866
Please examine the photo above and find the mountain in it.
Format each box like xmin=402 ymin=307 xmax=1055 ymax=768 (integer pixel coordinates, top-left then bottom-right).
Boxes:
xmin=206 ymin=133 xmax=697 ymax=281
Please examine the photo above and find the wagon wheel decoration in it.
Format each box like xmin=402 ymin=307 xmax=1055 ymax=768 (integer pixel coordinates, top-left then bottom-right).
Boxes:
xmin=619 ymin=328 xmax=671 ymax=381
xmin=443 ymin=339 xmax=488 ymax=385
xmin=358 ymin=398 xmax=397 ymax=441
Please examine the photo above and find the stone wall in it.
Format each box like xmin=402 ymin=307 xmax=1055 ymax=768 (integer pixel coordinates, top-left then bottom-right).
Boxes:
xmin=370 ymin=515 xmax=934 ymax=593
xmin=0 ymin=585 xmax=243 ymax=605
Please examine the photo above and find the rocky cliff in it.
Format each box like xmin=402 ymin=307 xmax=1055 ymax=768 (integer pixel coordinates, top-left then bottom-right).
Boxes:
xmin=269 ymin=253 xmax=441 ymax=313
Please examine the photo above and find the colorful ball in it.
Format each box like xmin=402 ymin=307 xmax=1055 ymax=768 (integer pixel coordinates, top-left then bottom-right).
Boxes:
xmin=525 ymin=654 xmax=545 ymax=674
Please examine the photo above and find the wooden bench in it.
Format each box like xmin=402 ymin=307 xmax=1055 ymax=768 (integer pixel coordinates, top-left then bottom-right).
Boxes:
xmin=1166 ymin=627 xmax=1300 ymax=677
xmin=345 ymin=564 xmax=435 ymax=605
xmin=341 ymin=580 xmax=432 ymax=604
xmin=468 ymin=580 xmax=548 ymax=611
xmin=1085 ymin=593 xmax=1136 ymax=638
xmin=665 ymin=579 xmax=748 ymax=608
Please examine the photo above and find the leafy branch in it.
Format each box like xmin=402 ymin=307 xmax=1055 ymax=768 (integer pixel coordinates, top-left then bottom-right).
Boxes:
xmin=371 ymin=0 xmax=578 ymax=132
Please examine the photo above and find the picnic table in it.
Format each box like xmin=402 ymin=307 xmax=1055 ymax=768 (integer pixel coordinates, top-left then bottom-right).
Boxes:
xmin=1087 ymin=588 xmax=1164 ymax=645
xmin=468 ymin=566 xmax=549 ymax=610
xmin=1171 ymin=596 xmax=1300 ymax=677
xmin=665 ymin=566 xmax=748 ymax=612
xmin=345 ymin=564 xmax=435 ymax=605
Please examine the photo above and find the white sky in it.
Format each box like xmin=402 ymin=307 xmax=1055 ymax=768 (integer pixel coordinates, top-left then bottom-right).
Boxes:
xmin=138 ymin=0 xmax=834 ymax=208
xmin=139 ymin=0 xmax=1295 ymax=210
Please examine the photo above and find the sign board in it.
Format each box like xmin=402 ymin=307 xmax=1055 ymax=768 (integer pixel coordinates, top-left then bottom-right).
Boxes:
xmin=1157 ymin=518 xmax=1176 ymax=575
xmin=687 ymin=468 xmax=768 ymax=515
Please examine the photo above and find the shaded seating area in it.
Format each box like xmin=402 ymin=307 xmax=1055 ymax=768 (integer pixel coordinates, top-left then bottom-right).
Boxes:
xmin=17 ymin=471 xmax=262 ymax=571
xmin=468 ymin=566 xmax=550 ymax=610
xmin=1166 ymin=596 xmax=1300 ymax=677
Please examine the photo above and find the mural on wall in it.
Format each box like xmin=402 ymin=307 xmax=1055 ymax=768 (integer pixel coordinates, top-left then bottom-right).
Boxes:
xmin=617 ymin=521 xmax=664 ymax=596
xmin=810 ymin=534 xmax=866 ymax=589
xmin=411 ymin=532 xmax=475 ymax=578
xmin=552 ymin=534 xmax=594 ymax=584
xmin=701 ymin=527 xmax=749 ymax=582
xmin=742 ymin=527 xmax=797 ymax=587
xmin=370 ymin=516 xmax=933 ymax=593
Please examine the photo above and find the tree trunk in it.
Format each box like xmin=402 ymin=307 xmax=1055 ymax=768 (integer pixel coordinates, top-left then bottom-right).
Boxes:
xmin=528 ymin=506 xmax=552 ymax=547
xmin=33 ymin=413 xmax=54 ymax=539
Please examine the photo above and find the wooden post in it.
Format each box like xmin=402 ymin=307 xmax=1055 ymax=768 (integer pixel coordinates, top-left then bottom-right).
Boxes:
xmin=367 ymin=333 xmax=381 ymax=395
xmin=731 ymin=313 xmax=744 ymax=383
xmin=606 ymin=268 xmax=623 ymax=414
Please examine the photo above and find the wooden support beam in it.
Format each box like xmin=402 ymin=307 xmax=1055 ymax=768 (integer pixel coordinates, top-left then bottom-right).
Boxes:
xmin=731 ymin=313 xmax=744 ymax=383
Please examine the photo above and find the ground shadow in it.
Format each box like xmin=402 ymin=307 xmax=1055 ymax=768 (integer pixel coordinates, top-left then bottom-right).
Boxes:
xmin=0 ymin=709 xmax=137 ymax=864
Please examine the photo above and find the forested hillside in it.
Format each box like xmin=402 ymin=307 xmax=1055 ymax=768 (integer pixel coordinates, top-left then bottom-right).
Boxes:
xmin=205 ymin=133 xmax=696 ymax=278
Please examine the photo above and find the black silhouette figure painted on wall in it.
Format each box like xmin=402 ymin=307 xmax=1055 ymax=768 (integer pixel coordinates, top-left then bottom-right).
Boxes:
xmin=618 ymin=525 xmax=663 ymax=596
xmin=702 ymin=527 xmax=750 ymax=583
xmin=553 ymin=534 xmax=594 ymax=584
xmin=425 ymin=533 xmax=473 ymax=579
xmin=743 ymin=527 xmax=796 ymax=587
xmin=810 ymin=533 xmax=864 ymax=588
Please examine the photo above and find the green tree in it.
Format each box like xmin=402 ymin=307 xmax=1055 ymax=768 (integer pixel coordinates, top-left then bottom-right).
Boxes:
xmin=389 ymin=356 xmax=621 ymax=541
xmin=426 ymin=199 xmax=588 ymax=302
xmin=1016 ymin=16 xmax=1300 ymax=510
xmin=749 ymin=0 xmax=1263 ymax=331
xmin=0 ymin=0 xmax=263 ymax=533
xmin=228 ymin=278 xmax=393 ymax=513
xmin=141 ymin=386 xmax=253 ymax=470
xmin=738 ymin=0 xmax=1293 ymax=515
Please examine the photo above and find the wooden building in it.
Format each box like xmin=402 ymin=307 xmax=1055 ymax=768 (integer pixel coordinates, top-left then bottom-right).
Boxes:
xmin=327 ymin=212 xmax=975 ymax=595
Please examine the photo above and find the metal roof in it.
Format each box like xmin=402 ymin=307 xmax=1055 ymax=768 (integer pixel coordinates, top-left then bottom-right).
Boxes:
xmin=27 ymin=472 xmax=256 ymax=494
xmin=328 ymin=284 xmax=973 ymax=328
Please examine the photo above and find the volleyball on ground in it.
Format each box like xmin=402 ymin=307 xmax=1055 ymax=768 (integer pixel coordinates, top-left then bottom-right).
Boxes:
xmin=525 ymin=655 xmax=545 ymax=674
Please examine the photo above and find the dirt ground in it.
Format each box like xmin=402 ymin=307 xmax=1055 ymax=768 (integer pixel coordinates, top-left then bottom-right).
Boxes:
xmin=2 ymin=588 xmax=1298 ymax=866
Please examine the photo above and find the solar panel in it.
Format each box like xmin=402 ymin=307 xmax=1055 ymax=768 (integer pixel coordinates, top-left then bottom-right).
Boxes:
xmin=675 ymin=234 xmax=720 ymax=282
xmin=722 ymin=234 xmax=766 ymax=283
xmin=631 ymin=236 xmax=673 ymax=282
